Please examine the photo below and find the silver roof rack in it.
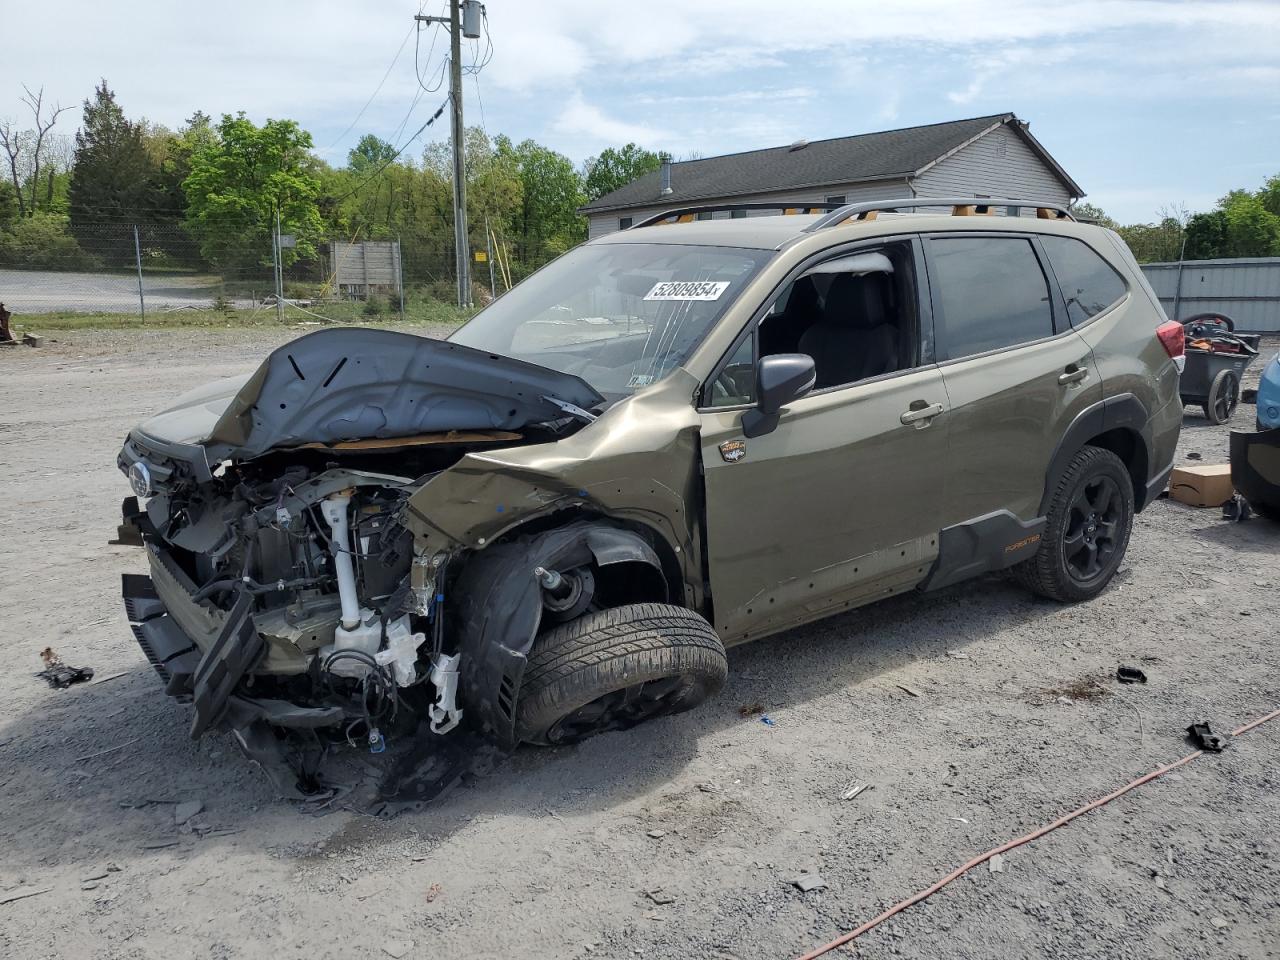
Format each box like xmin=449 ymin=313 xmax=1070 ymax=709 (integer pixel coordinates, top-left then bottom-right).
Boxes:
xmin=805 ymin=197 xmax=1076 ymax=231
xmin=629 ymin=202 xmax=844 ymax=230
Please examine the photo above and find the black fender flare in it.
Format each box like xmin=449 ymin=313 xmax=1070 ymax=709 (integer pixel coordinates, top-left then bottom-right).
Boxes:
xmin=1040 ymin=393 xmax=1155 ymax=515
xmin=450 ymin=521 xmax=667 ymax=747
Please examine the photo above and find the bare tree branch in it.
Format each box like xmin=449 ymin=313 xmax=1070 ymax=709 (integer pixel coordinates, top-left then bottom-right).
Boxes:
xmin=0 ymin=118 xmax=27 ymax=218
xmin=19 ymin=84 xmax=71 ymax=216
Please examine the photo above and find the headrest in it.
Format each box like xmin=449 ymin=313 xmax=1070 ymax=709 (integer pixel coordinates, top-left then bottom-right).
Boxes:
xmin=785 ymin=275 xmax=821 ymax=313
xmin=822 ymin=272 xmax=889 ymax=329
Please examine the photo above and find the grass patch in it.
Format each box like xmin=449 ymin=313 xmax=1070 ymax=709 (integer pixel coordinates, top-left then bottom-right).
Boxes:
xmin=9 ymin=298 xmax=475 ymax=332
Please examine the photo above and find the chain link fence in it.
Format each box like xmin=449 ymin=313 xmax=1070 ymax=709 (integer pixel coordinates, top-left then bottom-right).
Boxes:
xmin=0 ymin=216 xmax=476 ymax=325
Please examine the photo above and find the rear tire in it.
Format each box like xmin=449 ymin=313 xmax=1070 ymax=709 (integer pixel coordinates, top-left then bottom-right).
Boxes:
xmin=515 ymin=603 xmax=727 ymax=746
xmin=1013 ymin=446 xmax=1134 ymax=602
xmin=1204 ymin=369 xmax=1240 ymax=425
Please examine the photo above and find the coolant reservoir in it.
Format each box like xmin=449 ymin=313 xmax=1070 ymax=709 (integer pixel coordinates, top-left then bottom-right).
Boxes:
xmin=319 ymin=610 xmax=384 ymax=679
xmin=319 ymin=611 xmax=425 ymax=685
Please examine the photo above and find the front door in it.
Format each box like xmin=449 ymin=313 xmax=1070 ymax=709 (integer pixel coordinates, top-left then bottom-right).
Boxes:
xmin=697 ymin=239 xmax=948 ymax=643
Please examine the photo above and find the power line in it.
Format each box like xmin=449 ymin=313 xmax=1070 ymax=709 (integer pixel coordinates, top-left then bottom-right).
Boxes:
xmin=328 ymin=97 xmax=449 ymax=204
xmin=325 ymin=21 xmax=417 ymax=151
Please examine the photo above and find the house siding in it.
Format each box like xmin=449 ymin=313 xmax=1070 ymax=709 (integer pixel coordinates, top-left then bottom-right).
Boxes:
xmin=587 ymin=178 xmax=910 ymax=239
xmin=912 ymin=123 xmax=1072 ymax=206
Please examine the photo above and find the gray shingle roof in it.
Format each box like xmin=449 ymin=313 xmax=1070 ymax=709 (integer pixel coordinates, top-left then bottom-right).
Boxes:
xmin=581 ymin=113 xmax=1058 ymax=214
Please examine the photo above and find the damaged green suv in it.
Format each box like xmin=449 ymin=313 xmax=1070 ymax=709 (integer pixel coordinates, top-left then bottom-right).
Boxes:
xmin=117 ymin=198 xmax=1183 ymax=786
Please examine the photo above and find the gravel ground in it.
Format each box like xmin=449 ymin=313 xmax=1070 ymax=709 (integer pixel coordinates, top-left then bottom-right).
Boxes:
xmin=1 ymin=327 xmax=1277 ymax=960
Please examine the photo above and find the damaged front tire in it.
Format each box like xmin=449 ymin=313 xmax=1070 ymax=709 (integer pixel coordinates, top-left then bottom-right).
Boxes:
xmin=515 ymin=603 xmax=727 ymax=746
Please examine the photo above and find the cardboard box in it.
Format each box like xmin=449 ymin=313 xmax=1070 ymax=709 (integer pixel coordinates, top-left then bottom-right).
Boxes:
xmin=1168 ymin=463 xmax=1235 ymax=507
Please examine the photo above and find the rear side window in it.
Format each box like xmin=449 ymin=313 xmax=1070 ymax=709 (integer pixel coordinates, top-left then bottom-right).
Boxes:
xmin=929 ymin=237 xmax=1054 ymax=358
xmin=1040 ymin=235 xmax=1127 ymax=325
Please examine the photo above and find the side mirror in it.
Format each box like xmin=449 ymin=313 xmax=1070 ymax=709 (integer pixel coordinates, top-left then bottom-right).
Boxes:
xmin=742 ymin=353 xmax=816 ymax=438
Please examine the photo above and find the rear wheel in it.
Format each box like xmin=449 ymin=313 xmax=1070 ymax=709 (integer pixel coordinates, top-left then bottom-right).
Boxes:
xmin=1203 ymin=369 xmax=1240 ymax=425
xmin=1014 ymin=446 xmax=1134 ymax=602
xmin=515 ymin=603 xmax=727 ymax=746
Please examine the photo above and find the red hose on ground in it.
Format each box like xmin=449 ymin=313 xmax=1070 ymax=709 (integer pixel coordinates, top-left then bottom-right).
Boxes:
xmin=794 ymin=705 xmax=1280 ymax=960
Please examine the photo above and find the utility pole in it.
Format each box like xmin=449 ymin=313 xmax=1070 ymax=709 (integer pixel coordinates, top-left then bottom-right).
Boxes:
xmin=416 ymin=1 xmax=481 ymax=309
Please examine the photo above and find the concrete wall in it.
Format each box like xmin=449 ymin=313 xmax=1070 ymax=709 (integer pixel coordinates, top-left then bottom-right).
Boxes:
xmin=586 ymin=179 xmax=910 ymax=239
xmin=1141 ymin=257 xmax=1280 ymax=333
xmin=912 ymin=123 xmax=1073 ymax=207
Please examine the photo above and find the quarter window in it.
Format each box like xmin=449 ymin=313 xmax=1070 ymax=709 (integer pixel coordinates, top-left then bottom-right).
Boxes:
xmin=1040 ymin=235 xmax=1127 ymax=325
xmin=930 ymin=237 xmax=1054 ymax=359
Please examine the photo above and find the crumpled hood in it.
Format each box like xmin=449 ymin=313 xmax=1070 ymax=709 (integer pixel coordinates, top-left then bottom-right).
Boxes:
xmin=134 ymin=328 xmax=604 ymax=460
xmin=136 ymin=373 xmax=254 ymax=446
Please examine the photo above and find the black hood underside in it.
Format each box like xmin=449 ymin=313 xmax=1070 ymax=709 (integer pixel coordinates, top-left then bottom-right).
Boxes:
xmin=205 ymin=327 xmax=604 ymax=460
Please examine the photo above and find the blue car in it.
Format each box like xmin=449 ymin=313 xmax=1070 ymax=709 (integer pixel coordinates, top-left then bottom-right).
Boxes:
xmin=1258 ymin=351 xmax=1280 ymax=431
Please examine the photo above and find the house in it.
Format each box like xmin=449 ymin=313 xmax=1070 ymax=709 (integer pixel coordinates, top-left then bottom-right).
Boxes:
xmin=579 ymin=113 xmax=1083 ymax=238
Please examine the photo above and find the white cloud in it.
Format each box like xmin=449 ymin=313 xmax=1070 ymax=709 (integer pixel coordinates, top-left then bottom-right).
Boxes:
xmin=552 ymin=94 xmax=660 ymax=148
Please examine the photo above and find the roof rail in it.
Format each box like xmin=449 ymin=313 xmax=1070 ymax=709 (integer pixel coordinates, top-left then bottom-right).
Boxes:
xmin=805 ymin=197 xmax=1076 ymax=231
xmin=629 ymin=201 xmax=845 ymax=230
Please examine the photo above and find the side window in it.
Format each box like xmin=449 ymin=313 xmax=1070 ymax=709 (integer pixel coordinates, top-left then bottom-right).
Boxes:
xmin=1040 ymin=235 xmax=1128 ymax=325
xmin=707 ymin=334 xmax=755 ymax=407
xmin=757 ymin=242 xmax=919 ymax=390
xmin=930 ymin=237 xmax=1053 ymax=359
xmin=618 ymin=216 xmax=633 ymax=230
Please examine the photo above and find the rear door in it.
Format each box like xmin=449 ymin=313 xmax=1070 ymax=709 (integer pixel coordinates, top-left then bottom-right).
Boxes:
xmin=925 ymin=233 xmax=1102 ymax=528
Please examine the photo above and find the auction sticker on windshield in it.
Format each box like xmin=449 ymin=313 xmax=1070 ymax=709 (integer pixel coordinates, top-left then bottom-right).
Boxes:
xmin=644 ymin=280 xmax=730 ymax=301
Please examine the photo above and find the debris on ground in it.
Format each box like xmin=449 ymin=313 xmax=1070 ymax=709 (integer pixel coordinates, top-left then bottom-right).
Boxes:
xmin=896 ymin=683 xmax=923 ymax=698
xmin=645 ymin=887 xmax=678 ymax=905
xmin=80 ymin=865 xmax=121 ymax=883
xmin=424 ymin=883 xmax=443 ymax=903
xmin=0 ymin=886 xmax=52 ymax=905
xmin=839 ymin=779 xmax=873 ymax=801
xmin=1116 ymin=666 xmax=1148 ymax=684
xmin=759 ymin=715 xmax=776 ymax=726
xmin=989 ymin=853 xmax=1006 ymax=874
xmin=945 ymin=650 xmax=970 ymax=660
xmin=647 ymin=829 xmax=667 ymax=839
xmin=1187 ymin=722 xmax=1227 ymax=752
xmin=1222 ymin=494 xmax=1252 ymax=523
xmin=381 ymin=939 xmax=414 ymax=958
xmin=34 ymin=648 xmax=94 ymax=689
xmin=788 ymin=873 xmax=827 ymax=892
xmin=173 ymin=800 xmax=204 ymax=825
xmin=738 ymin=703 xmax=764 ymax=718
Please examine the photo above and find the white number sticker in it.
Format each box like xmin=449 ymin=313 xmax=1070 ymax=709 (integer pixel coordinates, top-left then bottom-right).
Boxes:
xmin=643 ymin=280 xmax=730 ymax=301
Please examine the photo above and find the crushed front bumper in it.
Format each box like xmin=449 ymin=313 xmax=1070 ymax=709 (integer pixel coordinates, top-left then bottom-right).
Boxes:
xmin=119 ymin=497 xmax=347 ymax=739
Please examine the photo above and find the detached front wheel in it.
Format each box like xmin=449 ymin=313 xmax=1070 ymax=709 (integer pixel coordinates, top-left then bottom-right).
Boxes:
xmin=1014 ymin=446 xmax=1134 ymax=602
xmin=515 ymin=603 xmax=727 ymax=746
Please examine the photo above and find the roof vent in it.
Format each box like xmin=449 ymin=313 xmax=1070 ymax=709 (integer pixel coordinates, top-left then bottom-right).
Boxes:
xmin=788 ymin=139 xmax=809 ymax=152
xmin=659 ymin=157 xmax=673 ymax=196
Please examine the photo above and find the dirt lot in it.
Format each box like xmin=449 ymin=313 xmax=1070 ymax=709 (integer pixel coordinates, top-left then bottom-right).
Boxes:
xmin=2 ymin=327 xmax=1278 ymax=960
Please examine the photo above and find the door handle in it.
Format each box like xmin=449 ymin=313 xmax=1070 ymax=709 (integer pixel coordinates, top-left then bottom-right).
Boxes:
xmin=900 ymin=401 xmax=945 ymax=425
xmin=1058 ymin=365 xmax=1089 ymax=385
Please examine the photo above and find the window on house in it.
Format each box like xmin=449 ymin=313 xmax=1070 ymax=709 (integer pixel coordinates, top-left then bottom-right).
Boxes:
xmin=730 ymin=209 xmax=747 ymax=219
xmin=1039 ymin=236 xmax=1128 ymax=325
xmin=929 ymin=237 xmax=1054 ymax=358
xmin=697 ymin=211 xmax=713 ymax=221
xmin=618 ymin=216 xmax=633 ymax=230
xmin=825 ymin=195 xmax=846 ymax=205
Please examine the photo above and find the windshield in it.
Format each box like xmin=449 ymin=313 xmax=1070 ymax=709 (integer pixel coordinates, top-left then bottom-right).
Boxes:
xmin=450 ymin=242 xmax=773 ymax=399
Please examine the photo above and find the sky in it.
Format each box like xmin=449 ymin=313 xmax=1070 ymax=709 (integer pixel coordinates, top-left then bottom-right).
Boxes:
xmin=3 ymin=0 xmax=1278 ymax=223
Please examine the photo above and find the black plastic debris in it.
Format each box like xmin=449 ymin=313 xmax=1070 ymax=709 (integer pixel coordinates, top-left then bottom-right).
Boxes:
xmin=1222 ymin=494 xmax=1252 ymax=523
xmin=1117 ymin=665 xmax=1148 ymax=684
xmin=35 ymin=648 xmax=94 ymax=689
xmin=1187 ymin=722 xmax=1227 ymax=752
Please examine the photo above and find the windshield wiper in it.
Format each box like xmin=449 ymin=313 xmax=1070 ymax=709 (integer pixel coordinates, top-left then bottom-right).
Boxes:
xmin=541 ymin=395 xmax=598 ymax=423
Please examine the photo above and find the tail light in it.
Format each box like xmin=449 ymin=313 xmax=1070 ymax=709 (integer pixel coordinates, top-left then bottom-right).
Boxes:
xmin=1156 ymin=321 xmax=1185 ymax=373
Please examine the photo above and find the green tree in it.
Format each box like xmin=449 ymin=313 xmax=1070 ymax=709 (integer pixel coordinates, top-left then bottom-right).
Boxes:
xmin=582 ymin=143 xmax=663 ymax=202
xmin=68 ymin=81 xmax=158 ymax=240
xmin=183 ymin=113 xmax=324 ymax=270
xmin=1184 ymin=210 xmax=1229 ymax=260
xmin=510 ymin=139 xmax=585 ymax=264
xmin=348 ymin=134 xmax=398 ymax=174
xmin=1220 ymin=191 xmax=1280 ymax=257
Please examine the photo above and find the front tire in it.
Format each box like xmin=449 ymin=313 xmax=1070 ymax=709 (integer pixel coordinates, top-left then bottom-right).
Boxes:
xmin=1014 ymin=446 xmax=1134 ymax=602
xmin=515 ymin=603 xmax=727 ymax=746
